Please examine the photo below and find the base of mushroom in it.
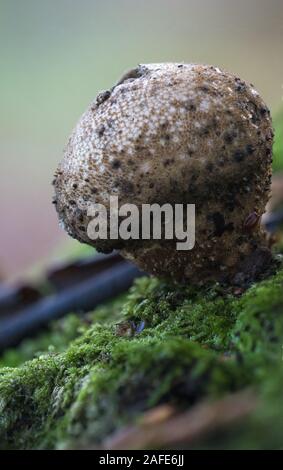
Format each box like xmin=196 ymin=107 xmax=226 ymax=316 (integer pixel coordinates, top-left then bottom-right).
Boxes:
xmin=120 ymin=243 xmax=276 ymax=288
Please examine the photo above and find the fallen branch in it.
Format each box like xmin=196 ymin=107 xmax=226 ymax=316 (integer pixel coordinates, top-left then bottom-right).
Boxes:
xmin=0 ymin=261 xmax=143 ymax=350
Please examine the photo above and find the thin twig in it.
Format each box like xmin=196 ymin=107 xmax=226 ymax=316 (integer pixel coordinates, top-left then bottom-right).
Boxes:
xmin=0 ymin=261 xmax=143 ymax=350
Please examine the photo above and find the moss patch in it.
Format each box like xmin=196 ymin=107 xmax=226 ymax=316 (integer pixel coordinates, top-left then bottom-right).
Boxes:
xmin=0 ymin=260 xmax=283 ymax=449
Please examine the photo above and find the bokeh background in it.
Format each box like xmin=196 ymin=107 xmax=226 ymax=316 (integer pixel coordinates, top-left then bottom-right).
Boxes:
xmin=1 ymin=0 xmax=283 ymax=280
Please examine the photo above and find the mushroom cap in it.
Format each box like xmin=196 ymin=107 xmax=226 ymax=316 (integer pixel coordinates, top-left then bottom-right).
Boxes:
xmin=53 ymin=63 xmax=273 ymax=283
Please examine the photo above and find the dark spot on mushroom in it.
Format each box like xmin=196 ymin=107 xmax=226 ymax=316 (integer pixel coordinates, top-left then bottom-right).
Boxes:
xmin=190 ymin=170 xmax=199 ymax=182
xmin=206 ymin=162 xmax=214 ymax=172
xmin=223 ymin=131 xmax=236 ymax=144
xmin=260 ymin=107 xmax=268 ymax=116
xmin=97 ymin=124 xmax=105 ymax=137
xmin=69 ymin=200 xmax=76 ymax=206
xmin=136 ymin=145 xmax=147 ymax=154
xmin=72 ymin=183 xmax=78 ymax=189
xmin=208 ymin=212 xmax=234 ymax=237
xmin=233 ymin=149 xmax=245 ymax=162
xmin=164 ymin=158 xmax=174 ymax=167
xmin=235 ymin=81 xmax=246 ymax=92
xmin=185 ymin=102 xmax=196 ymax=112
xmin=246 ymin=144 xmax=255 ymax=155
xmin=96 ymin=90 xmax=111 ymax=106
xmin=200 ymin=85 xmax=209 ymax=92
xmin=120 ymin=180 xmax=134 ymax=194
xmin=111 ymin=159 xmax=121 ymax=169
xmin=91 ymin=188 xmax=97 ymax=194
xmin=265 ymin=129 xmax=274 ymax=141
xmin=200 ymin=127 xmax=210 ymax=136
xmin=85 ymin=178 xmax=90 ymax=183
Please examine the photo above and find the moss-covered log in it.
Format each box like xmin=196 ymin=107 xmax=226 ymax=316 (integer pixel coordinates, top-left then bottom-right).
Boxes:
xmin=0 ymin=260 xmax=283 ymax=449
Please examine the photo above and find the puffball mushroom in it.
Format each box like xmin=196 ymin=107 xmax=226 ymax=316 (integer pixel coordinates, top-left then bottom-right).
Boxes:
xmin=53 ymin=63 xmax=273 ymax=284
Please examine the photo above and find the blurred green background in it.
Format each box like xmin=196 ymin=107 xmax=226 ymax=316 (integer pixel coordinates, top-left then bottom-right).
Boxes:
xmin=0 ymin=0 xmax=283 ymax=280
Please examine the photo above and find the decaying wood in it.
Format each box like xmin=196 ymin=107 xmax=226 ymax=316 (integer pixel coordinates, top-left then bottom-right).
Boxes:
xmin=101 ymin=390 xmax=256 ymax=450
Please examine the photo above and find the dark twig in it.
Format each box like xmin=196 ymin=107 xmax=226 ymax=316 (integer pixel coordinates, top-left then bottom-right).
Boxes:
xmin=46 ymin=251 xmax=123 ymax=291
xmin=0 ymin=285 xmax=42 ymax=317
xmin=0 ymin=261 xmax=144 ymax=351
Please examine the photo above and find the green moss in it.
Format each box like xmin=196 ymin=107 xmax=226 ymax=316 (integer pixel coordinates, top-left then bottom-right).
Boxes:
xmin=122 ymin=277 xmax=236 ymax=351
xmin=232 ymin=268 xmax=283 ymax=359
xmin=1 ymin=262 xmax=283 ymax=449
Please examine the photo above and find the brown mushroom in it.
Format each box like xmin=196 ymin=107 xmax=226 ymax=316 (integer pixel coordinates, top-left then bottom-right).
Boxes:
xmin=53 ymin=63 xmax=273 ymax=284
